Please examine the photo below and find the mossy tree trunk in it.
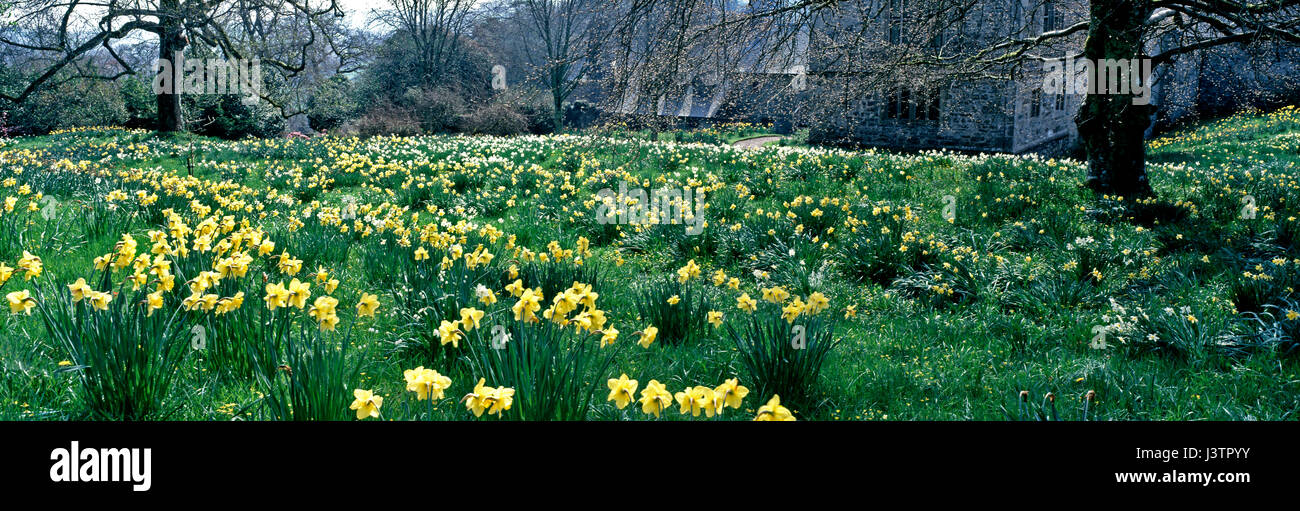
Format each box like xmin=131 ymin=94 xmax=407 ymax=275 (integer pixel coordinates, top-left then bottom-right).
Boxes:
xmin=1076 ymin=0 xmax=1156 ymax=198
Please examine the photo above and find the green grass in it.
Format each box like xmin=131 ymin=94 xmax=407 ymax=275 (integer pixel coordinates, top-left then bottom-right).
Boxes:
xmin=1 ymin=107 xmax=1299 ymax=421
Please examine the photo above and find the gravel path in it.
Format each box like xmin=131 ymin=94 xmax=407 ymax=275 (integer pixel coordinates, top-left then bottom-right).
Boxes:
xmin=731 ymin=135 xmax=784 ymax=148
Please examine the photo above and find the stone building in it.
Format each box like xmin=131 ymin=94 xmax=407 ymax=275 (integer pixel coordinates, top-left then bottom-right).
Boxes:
xmin=794 ymin=0 xmax=1087 ymax=155
xmin=597 ymin=0 xmax=1295 ymax=156
xmin=613 ymin=0 xmax=1087 ymax=155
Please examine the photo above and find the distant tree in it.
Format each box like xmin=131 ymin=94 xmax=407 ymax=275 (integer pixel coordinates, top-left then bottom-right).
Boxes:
xmin=377 ymin=0 xmax=477 ymax=87
xmin=0 ymin=0 xmax=352 ymax=133
xmin=356 ymin=27 xmax=491 ymax=103
xmin=307 ymin=75 xmax=358 ymax=132
xmin=509 ymin=0 xmax=615 ymax=132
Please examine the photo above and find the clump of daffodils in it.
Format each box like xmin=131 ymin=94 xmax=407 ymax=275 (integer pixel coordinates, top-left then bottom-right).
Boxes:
xmin=463 ymin=378 xmax=515 ymax=417
xmin=404 ymin=366 xmax=452 ymax=401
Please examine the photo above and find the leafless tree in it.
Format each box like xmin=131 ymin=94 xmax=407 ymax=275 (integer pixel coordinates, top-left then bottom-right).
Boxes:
xmin=375 ymin=0 xmax=476 ymax=87
xmin=0 ymin=0 xmax=352 ymax=132
xmin=508 ymin=0 xmax=617 ymax=131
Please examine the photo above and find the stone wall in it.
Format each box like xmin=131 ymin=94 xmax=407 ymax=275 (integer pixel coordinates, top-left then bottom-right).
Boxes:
xmin=1012 ymin=73 xmax=1082 ymax=155
xmin=808 ymin=78 xmax=1019 ymax=153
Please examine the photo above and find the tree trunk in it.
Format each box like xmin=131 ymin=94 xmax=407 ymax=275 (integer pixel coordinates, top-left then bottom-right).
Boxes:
xmin=156 ymin=5 xmax=187 ymax=133
xmin=552 ymin=90 xmax=564 ymax=134
xmin=1076 ymin=0 xmax=1155 ymax=198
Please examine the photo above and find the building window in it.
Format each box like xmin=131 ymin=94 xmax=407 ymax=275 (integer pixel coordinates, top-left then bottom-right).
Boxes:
xmin=1030 ymin=90 xmax=1042 ymax=117
xmin=1009 ymin=0 xmax=1022 ymax=37
xmin=888 ymin=0 xmax=903 ymax=44
xmin=1042 ymin=1 xmax=1061 ymax=33
xmin=884 ymin=87 xmax=941 ymax=121
xmin=1055 ymin=93 xmax=1065 ymax=111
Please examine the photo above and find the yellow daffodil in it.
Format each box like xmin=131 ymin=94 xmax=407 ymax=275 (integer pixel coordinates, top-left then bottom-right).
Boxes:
xmin=88 ymin=291 xmax=112 ymax=311
xmin=804 ymin=291 xmax=830 ymax=315
xmin=437 ymin=319 xmax=463 ymax=347
xmin=504 ymin=278 xmax=524 ymax=297
xmin=781 ymin=298 xmax=804 ymax=323
xmin=607 ymin=373 xmax=639 ymax=409
xmin=475 ymin=284 xmax=498 ymax=305
xmin=285 ymin=278 xmax=311 ymax=309
xmin=512 ymin=288 xmax=542 ymax=323
xmin=357 ymin=293 xmax=380 ymax=317
xmin=675 ymin=386 xmax=716 ymax=417
xmin=463 ymin=378 xmax=514 ymax=417
xmin=264 ymin=282 xmax=289 ymax=310
xmin=18 ymin=251 xmax=42 ymax=280
xmin=737 ymin=293 xmax=757 ymax=313
xmin=67 ymin=278 xmax=92 ymax=302
xmin=639 ymin=380 xmax=673 ymax=417
xmin=404 ymin=366 xmax=452 ymax=401
xmin=349 ymin=389 xmax=383 ymax=420
xmin=761 ymin=286 xmax=789 ymax=303
xmin=754 ymin=394 xmax=796 ymax=421
xmin=599 ymin=326 xmax=619 ymax=347
xmin=676 ymin=259 xmax=701 ymax=283
xmin=146 ymin=291 xmax=164 ymax=316
xmin=7 ymin=290 xmax=36 ymax=315
xmin=636 ymin=326 xmax=658 ymax=348
xmin=459 ymin=307 xmax=484 ymax=331
xmin=308 ymin=296 xmax=340 ymax=330
xmin=714 ymin=378 xmax=749 ymax=411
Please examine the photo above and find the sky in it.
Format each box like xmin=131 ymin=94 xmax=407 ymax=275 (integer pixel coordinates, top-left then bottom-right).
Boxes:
xmin=335 ymin=0 xmax=382 ymax=30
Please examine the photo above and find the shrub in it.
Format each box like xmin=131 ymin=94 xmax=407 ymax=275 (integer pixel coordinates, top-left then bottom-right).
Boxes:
xmin=403 ymin=87 xmax=464 ymax=133
xmin=464 ymin=103 xmax=528 ymax=136
xmin=10 ymin=78 xmax=127 ymax=134
xmin=518 ymin=97 xmax=558 ymax=134
xmin=120 ymin=77 xmax=157 ymax=129
xmin=188 ymin=94 xmax=285 ymax=139
xmin=350 ymin=100 xmax=422 ymax=138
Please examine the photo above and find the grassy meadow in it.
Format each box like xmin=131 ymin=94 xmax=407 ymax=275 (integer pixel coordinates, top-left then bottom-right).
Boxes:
xmin=2 ymin=107 xmax=1299 ymax=421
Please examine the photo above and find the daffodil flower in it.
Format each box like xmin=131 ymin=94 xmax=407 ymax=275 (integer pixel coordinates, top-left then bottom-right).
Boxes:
xmin=755 ymin=395 xmax=796 ymax=421
xmin=607 ymin=374 xmax=639 ymax=409
xmin=349 ymin=389 xmax=383 ymax=420
xmin=639 ymin=380 xmax=673 ymax=418
xmin=636 ymin=326 xmax=658 ymax=348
